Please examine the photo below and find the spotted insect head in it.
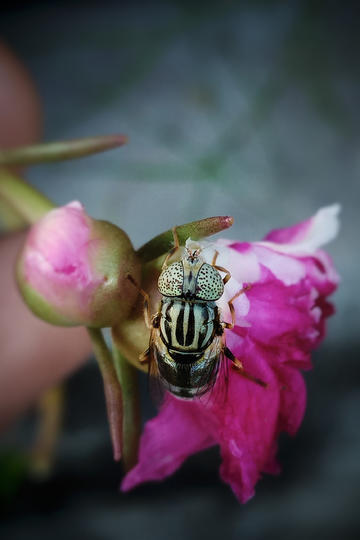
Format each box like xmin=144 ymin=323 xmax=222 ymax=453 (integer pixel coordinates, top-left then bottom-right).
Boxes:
xmin=157 ymin=237 xmax=224 ymax=301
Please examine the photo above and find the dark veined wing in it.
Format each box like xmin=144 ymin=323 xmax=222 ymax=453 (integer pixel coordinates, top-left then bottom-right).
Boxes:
xmin=191 ymin=335 xmax=230 ymax=409
xmin=144 ymin=329 xmax=231 ymax=409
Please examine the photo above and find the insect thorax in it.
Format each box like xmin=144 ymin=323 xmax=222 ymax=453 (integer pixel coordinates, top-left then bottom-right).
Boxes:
xmin=159 ymin=297 xmax=220 ymax=353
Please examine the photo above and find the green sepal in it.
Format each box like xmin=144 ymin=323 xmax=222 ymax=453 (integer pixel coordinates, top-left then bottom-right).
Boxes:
xmin=15 ymin=257 xmax=75 ymax=326
xmin=137 ymin=215 xmax=234 ymax=263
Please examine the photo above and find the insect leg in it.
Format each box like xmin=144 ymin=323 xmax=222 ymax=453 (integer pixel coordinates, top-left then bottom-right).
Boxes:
xmin=211 ymin=251 xmax=232 ymax=285
xmin=222 ymin=284 xmax=252 ymax=329
xmin=214 ymin=264 xmax=231 ymax=285
xmin=162 ymin=226 xmax=180 ymax=270
xmin=224 ymin=346 xmax=267 ymax=387
xmin=211 ymin=250 xmax=219 ymax=266
xmin=126 ymin=274 xmax=152 ymax=330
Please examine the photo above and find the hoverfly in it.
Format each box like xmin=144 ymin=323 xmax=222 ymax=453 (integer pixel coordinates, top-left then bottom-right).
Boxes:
xmin=130 ymin=228 xmax=265 ymax=399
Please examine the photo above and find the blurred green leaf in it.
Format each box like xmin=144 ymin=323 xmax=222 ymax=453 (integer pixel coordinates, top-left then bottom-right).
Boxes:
xmin=0 ymin=169 xmax=55 ymax=224
xmin=0 ymin=451 xmax=28 ymax=504
xmin=0 ymin=134 xmax=127 ymax=167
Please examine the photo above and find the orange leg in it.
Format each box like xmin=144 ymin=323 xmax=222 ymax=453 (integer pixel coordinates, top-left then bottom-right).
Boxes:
xmin=222 ymin=284 xmax=252 ymax=330
xmin=224 ymin=346 xmax=267 ymax=387
xmin=214 ymin=265 xmax=231 ymax=285
xmin=211 ymin=252 xmax=231 ymax=285
xmin=162 ymin=226 xmax=180 ymax=270
xmin=211 ymin=250 xmax=219 ymax=266
xmin=139 ymin=347 xmax=151 ymax=364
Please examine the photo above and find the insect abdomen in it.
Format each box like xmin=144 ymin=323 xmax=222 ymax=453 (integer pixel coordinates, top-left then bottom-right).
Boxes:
xmin=155 ymin=348 xmax=219 ymax=399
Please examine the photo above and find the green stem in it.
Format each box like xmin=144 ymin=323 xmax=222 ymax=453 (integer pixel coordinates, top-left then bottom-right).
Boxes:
xmin=0 ymin=134 xmax=127 ymax=167
xmin=87 ymin=328 xmax=123 ymax=461
xmin=112 ymin=337 xmax=141 ymax=472
xmin=0 ymin=169 xmax=55 ymax=224
xmin=0 ymin=197 xmax=28 ymax=230
xmin=137 ymin=215 xmax=234 ymax=263
xmin=28 ymin=385 xmax=65 ymax=479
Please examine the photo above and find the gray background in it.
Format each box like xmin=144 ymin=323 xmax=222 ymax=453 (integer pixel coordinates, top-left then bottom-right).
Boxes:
xmin=1 ymin=1 xmax=359 ymax=539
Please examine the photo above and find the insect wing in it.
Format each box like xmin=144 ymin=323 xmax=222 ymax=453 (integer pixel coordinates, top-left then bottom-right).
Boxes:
xmin=192 ymin=337 xmax=230 ymax=408
xmin=145 ymin=329 xmax=166 ymax=407
xmin=212 ymin=348 xmax=231 ymax=406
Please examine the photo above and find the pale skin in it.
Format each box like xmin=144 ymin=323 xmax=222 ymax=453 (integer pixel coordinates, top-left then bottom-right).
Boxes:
xmin=0 ymin=43 xmax=92 ymax=430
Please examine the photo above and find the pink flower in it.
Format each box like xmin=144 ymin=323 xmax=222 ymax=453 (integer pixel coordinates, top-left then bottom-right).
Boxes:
xmin=17 ymin=201 xmax=140 ymax=327
xmin=121 ymin=205 xmax=340 ymax=502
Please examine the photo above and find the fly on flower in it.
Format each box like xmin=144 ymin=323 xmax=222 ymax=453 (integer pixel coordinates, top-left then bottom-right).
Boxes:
xmin=128 ymin=228 xmax=266 ymax=400
xmin=122 ymin=205 xmax=340 ymax=502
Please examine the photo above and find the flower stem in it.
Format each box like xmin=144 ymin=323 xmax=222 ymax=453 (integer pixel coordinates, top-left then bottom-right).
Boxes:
xmin=137 ymin=215 xmax=234 ymax=263
xmin=0 ymin=169 xmax=54 ymax=224
xmin=28 ymin=385 xmax=65 ymax=479
xmin=112 ymin=339 xmax=141 ymax=472
xmin=0 ymin=134 xmax=127 ymax=166
xmin=87 ymin=328 xmax=123 ymax=461
xmin=0 ymin=197 xmax=28 ymax=230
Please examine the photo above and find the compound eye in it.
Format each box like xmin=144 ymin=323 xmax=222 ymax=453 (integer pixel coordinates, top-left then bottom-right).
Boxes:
xmin=196 ymin=263 xmax=224 ymax=300
xmin=158 ymin=262 xmax=183 ymax=297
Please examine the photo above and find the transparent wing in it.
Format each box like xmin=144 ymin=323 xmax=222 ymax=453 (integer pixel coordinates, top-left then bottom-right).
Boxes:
xmin=146 ymin=327 xmax=166 ymax=407
xmin=193 ymin=336 xmax=229 ymax=408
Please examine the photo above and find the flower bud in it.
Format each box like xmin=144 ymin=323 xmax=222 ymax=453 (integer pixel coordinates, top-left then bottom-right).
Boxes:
xmin=16 ymin=201 xmax=140 ymax=327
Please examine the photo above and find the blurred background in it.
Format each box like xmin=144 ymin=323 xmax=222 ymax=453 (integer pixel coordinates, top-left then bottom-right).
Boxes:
xmin=0 ymin=1 xmax=359 ymax=538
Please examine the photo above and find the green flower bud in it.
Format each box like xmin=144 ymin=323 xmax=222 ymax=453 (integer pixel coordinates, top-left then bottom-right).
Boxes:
xmin=16 ymin=201 xmax=140 ymax=327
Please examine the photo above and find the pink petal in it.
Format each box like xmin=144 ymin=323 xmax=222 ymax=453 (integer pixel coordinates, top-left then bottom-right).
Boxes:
xmin=216 ymin=241 xmax=261 ymax=284
xmin=24 ymin=202 xmax=100 ymax=314
xmin=274 ymin=366 xmax=307 ymax=436
xmin=203 ymin=242 xmax=259 ymax=323
xmin=253 ymin=245 xmax=306 ymax=286
xmin=26 ymin=201 xmax=90 ymax=279
xmin=260 ymin=204 xmax=340 ymax=255
xmin=215 ymin=339 xmax=280 ymax=502
xmin=302 ymin=252 xmax=340 ymax=295
xmin=244 ymin=277 xmax=317 ymax=352
xmin=121 ymin=395 xmax=215 ymax=491
xmin=264 ymin=216 xmax=313 ymax=244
